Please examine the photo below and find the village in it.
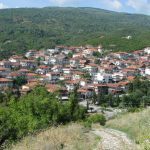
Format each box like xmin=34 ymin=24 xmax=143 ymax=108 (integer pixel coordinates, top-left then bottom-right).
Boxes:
xmin=0 ymin=46 xmax=150 ymax=107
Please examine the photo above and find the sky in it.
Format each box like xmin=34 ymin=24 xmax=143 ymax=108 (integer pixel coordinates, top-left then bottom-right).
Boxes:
xmin=0 ymin=0 xmax=150 ymax=15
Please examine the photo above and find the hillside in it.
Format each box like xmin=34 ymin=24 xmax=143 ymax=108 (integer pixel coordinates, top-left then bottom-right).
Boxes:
xmin=10 ymin=124 xmax=100 ymax=150
xmin=107 ymin=108 xmax=150 ymax=150
xmin=0 ymin=7 xmax=150 ymax=58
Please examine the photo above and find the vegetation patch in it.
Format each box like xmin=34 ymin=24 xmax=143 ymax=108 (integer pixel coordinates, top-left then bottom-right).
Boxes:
xmin=10 ymin=124 xmax=99 ymax=150
xmin=106 ymin=108 xmax=150 ymax=150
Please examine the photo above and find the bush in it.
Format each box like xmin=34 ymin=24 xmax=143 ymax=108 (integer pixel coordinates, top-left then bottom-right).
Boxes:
xmin=83 ymin=121 xmax=92 ymax=129
xmin=86 ymin=114 xmax=106 ymax=126
xmin=0 ymin=86 xmax=86 ymax=148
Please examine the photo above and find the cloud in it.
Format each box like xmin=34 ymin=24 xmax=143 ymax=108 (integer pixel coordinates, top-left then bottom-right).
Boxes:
xmin=50 ymin=0 xmax=72 ymax=6
xmin=49 ymin=0 xmax=122 ymax=10
xmin=127 ymin=0 xmax=150 ymax=14
xmin=109 ymin=0 xmax=122 ymax=10
xmin=102 ymin=0 xmax=122 ymax=10
xmin=0 ymin=2 xmax=8 ymax=9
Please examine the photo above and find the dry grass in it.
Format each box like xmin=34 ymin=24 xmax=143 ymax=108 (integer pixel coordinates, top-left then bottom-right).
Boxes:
xmin=10 ymin=123 xmax=99 ymax=150
xmin=106 ymin=108 xmax=150 ymax=150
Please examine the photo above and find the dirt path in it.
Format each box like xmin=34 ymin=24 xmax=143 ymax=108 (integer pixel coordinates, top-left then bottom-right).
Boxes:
xmin=92 ymin=128 xmax=138 ymax=150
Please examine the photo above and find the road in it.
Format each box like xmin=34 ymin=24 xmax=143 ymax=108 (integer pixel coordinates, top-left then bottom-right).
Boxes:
xmin=92 ymin=128 xmax=139 ymax=150
xmin=79 ymin=101 xmax=125 ymax=119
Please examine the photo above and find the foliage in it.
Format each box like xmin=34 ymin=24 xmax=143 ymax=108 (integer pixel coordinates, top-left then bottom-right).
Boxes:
xmin=86 ymin=114 xmax=106 ymax=126
xmin=0 ymin=7 xmax=150 ymax=59
xmin=0 ymin=86 xmax=86 ymax=147
xmin=67 ymin=52 xmax=73 ymax=58
xmin=98 ymin=79 xmax=150 ymax=108
xmin=93 ymin=51 xmax=101 ymax=57
xmin=13 ymin=76 xmax=27 ymax=87
xmin=107 ymin=108 xmax=150 ymax=150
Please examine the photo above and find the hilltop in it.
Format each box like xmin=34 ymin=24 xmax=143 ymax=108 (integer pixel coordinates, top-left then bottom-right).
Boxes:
xmin=0 ymin=7 xmax=150 ymax=58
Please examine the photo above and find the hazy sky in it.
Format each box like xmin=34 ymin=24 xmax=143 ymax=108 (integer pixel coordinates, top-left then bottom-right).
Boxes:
xmin=0 ymin=0 xmax=150 ymax=15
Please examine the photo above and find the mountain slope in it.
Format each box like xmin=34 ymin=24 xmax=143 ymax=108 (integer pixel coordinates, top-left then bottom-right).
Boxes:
xmin=0 ymin=7 xmax=150 ymax=58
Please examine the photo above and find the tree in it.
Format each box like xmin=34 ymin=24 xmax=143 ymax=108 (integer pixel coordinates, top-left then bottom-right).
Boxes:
xmin=13 ymin=76 xmax=27 ymax=87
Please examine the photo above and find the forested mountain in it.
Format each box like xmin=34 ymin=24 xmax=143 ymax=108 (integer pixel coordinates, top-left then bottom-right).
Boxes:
xmin=0 ymin=7 xmax=150 ymax=58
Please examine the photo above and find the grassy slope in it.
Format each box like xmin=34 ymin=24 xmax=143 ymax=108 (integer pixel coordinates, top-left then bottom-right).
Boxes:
xmin=106 ymin=108 xmax=150 ymax=150
xmin=0 ymin=7 xmax=150 ymax=58
xmin=10 ymin=124 xmax=100 ymax=150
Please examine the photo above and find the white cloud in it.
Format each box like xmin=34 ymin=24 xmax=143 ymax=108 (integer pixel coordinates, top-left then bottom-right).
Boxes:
xmin=0 ymin=2 xmax=8 ymax=9
xmin=102 ymin=0 xmax=122 ymax=10
xmin=127 ymin=0 xmax=150 ymax=14
xmin=110 ymin=0 xmax=122 ymax=10
xmin=50 ymin=0 xmax=72 ymax=6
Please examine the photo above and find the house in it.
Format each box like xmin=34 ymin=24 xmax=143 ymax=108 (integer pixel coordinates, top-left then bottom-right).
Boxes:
xmin=46 ymin=84 xmax=69 ymax=100
xmin=18 ymin=69 xmax=31 ymax=75
xmin=47 ymin=48 xmax=59 ymax=56
xmin=63 ymin=67 xmax=72 ymax=74
xmin=107 ymin=83 xmax=123 ymax=94
xmin=84 ymin=64 xmax=98 ymax=76
xmin=78 ymin=86 xmax=94 ymax=100
xmin=11 ymin=62 xmax=20 ymax=69
xmin=144 ymin=47 xmax=150 ymax=55
xmin=72 ymin=71 xmax=84 ymax=80
xmin=26 ymin=73 xmax=38 ymax=80
xmin=113 ymin=52 xmax=129 ymax=59
xmin=7 ymin=72 xmax=21 ymax=79
xmin=46 ymin=72 xmax=60 ymax=83
xmin=57 ymin=54 xmax=69 ymax=65
xmin=83 ymin=48 xmax=97 ymax=57
xmin=25 ymin=50 xmax=36 ymax=58
xmin=20 ymin=60 xmax=37 ymax=69
xmin=51 ymin=65 xmax=62 ymax=73
xmin=112 ymin=72 xmax=125 ymax=82
xmin=65 ymin=80 xmax=80 ymax=91
xmin=48 ymin=57 xmax=58 ymax=65
xmin=36 ymin=65 xmax=50 ymax=74
xmin=0 ymin=67 xmax=11 ymax=78
xmin=98 ymin=45 xmax=103 ymax=53
xmin=94 ymin=73 xmax=112 ymax=83
xmin=79 ymin=79 xmax=88 ymax=87
xmin=9 ymin=55 xmax=23 ymax=63
xmin=0 ymin=60 xmax=11 ymax=68
xmin=20 ymin=82 xmax=39 ymax=95
xmin=94 ymin=84 xmax=108 ymax=95
xmin=0 ymin=78 xmax=13 ymax=89
xmin=145 ymin=67 xmax=150 ymax=76
xmin=70 ymin=57 xmax=79 ymax=68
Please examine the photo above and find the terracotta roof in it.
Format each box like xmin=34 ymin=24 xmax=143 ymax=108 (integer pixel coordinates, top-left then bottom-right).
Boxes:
xmin=39 ymin=65 xmax=49 ymax=69
xmin=0 ymin=78 xmax=12 ymax=82
xmin=66 ymin=80 xmax=80 ymax=84
xmin=0 ymin=67 xmax=7 ymax=71
xmin=26 ymin=73 xmax=38 ymax=77
xmin=46 ymin=84 xmax=65 ymax=93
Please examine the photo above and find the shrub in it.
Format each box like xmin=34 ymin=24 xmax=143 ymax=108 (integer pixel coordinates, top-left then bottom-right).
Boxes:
xmin=86 ymin=114 xmax=106 ymax=126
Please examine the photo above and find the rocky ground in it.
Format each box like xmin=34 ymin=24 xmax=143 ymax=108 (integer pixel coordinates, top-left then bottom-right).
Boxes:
xmin=92 ymin=128 xmax=139 ymax=150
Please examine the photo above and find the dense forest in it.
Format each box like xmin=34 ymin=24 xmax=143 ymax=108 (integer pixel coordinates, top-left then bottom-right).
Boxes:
xmin=0 ymin=7 xmax=150 ymax=58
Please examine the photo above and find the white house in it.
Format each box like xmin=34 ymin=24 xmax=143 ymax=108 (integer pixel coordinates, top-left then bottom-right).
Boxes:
xmin=63 ymin=68 xmax=71 ymax=74
xmin=84 ymin=64 xmax=98 ymax=76
xmin=94 ymin=73 xmax=112 ymax=83
xmin=25 ymin=50 xmax=36 ymax=58
xmin=145 ymin=67 xmax=150 ymax=76
xmin=112 ymin=72 xmax=124 ymax=82
xmin=144 ymin=47 xmax=150 ymax=54
xmin=98 ymin=45 xmax=103 ymax=53
xmin=46 ymin=72 xmax=60 ymax=82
